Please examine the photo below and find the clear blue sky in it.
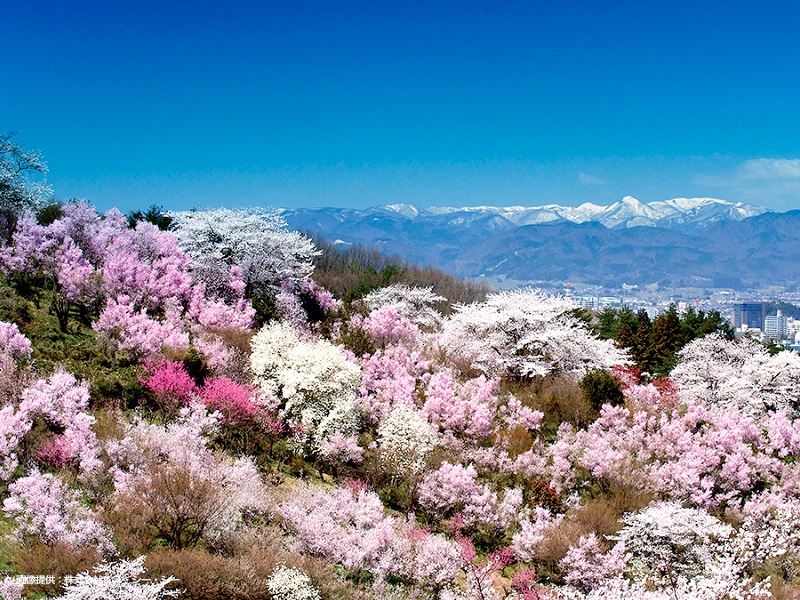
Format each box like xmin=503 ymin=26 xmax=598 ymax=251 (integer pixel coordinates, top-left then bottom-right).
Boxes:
xmin=3 ymin=0 xmax=800 ymax=212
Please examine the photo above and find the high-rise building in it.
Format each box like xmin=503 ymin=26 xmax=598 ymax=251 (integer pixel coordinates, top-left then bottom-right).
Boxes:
xmin=733 ymin=302 xmax=765 ymax=330
xmin=764 ymin=310 xmax=788 ymax=339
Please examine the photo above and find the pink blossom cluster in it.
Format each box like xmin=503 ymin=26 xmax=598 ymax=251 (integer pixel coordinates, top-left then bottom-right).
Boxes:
xmin=0 ymin=371 xmax=100 ymax=480
xmin=140 ymin=359 xmax=277 ymax=430
xmin=549 ymin=401 xmax=800 ymax=509
xmin=1 ymin=203 xmax=260 ymax=362
xmin=363 ymin=305 xmax=420 ymax=349
xmin=0 ymin=320 xmax=32 ymax=368
xmin=2 ymin=468 xmax=114 ymax=553
xmin=278 ymin=484 xmax=462 ymax=589
xmin=358 ymin=345 xmax=430 ymax=422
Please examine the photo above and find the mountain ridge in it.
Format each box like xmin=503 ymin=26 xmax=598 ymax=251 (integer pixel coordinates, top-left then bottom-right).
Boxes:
xmin=280 ymin=198 xmax=798 ymax=290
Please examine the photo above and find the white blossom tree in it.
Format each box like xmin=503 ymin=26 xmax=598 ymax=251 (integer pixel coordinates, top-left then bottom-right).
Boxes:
xmin=439 ymin=289 xmax=627 ymax=379
xmin=672 ymin=333 xmax=800 ymax=419
xmin=54 ymin=556 xmax=180 ymax=600
xmin=267 ymin=565 xmax=321 ymax=600
xmin=362 ymin=284 xmax=446 ymax=329
xmin=377 ymin=402 xmax=438 ymax=477
xmin=0 ymin=132 xmax=51 ymax=237
xmin=250 ymin=322 xmax=361 ymax=445
xmin=169 ymin=208 xmax=319 ymax=298
xmin=556 ymin=502 xmax=775 ymax=600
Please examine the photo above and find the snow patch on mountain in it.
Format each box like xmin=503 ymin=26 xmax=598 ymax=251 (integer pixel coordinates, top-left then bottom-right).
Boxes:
xmin=382 ymin=197 xmax=767 ymax=229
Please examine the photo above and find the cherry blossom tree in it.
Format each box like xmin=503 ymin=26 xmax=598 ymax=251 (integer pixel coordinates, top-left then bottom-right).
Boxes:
xmin=439 ymin=289 xmax=627 ymax=379
xmin=672 ymin=333 xmax=800 ymax=419
xmin=250 ymin=321 xmax=361 ymax=447
xmin=107 ymin=404 xmax=269 ymax=550
xmin=362 ymin=284 xmax=446 ymax=329
xmin=3 ymin=468 xmax=114 ymax=554
xmin=377 ymin=402 xmax=438 ymax=477
xmin=169 ymin=207 xmax=319 ymax=298
xmin=556 ymin=502 xmax=774 ymax=600
xmin=0 ymin=132 xmax=51 ymax=237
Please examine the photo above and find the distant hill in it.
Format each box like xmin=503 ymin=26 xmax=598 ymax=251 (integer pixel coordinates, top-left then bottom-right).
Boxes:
xmin=280 ymin=198 xmax=800 ymax=290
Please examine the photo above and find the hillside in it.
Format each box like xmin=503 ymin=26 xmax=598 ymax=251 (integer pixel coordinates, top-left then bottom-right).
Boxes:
xmin=1 ymin=202 xmax=800 ymax=600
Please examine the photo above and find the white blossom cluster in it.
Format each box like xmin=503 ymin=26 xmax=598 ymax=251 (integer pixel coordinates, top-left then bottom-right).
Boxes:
xmin=377 ymin=402 xmax=438 ymax=475
xmin=169 ymin=207 xmax=319 ymax=297
xmin=250 ymin=321 xmax=361 ymax=444
xmin=362 ymin=284 xmax=446 ymax=329
xmin=672 ymin=333 xmax=800 ymax=420
xmin=266 ymin=565 xmax=321 ymax=600
xmin=440 ymin=289 xmax=626 ymax=379
xmin=54 ymin=556 xmax=180 ymax=600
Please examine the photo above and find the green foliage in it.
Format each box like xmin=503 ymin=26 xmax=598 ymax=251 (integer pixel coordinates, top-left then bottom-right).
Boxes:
xmin=596 ymin=306 xmax=637 ymax=340
xmin=0 ymin=277 xmax=34 ymax=325
xmin=36 ymin=200 xmax=63 ymax=225
xmin=0 ymin=276 xmax=144 ymax=407
xmin=338 ymin=318 xmax=376 ymax=357
xmin=597 ymin=304 xmax=733 ymax=375
xmin=127 ymin=204 xmax=173 ymax=230
xmin=580 ymin=369 xmax=624 ymax=412
xmin=680 ymin=307 xmax=734 ymax=341
xmin=0 ymin=515 xmax=21 ymax=575
xmin=251 ymin=293 xmax=281 ymax=328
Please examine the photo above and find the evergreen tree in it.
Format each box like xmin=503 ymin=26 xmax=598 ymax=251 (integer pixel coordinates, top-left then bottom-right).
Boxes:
xmin=615 ymin=322 xmax=635 ymax=353
xmin=651 ymin=306 xmax=684 ymax=375
xmin=633 ymin=310 xmax=657 ymax=373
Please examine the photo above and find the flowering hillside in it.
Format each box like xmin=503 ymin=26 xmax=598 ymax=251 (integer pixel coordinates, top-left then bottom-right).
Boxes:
xmin=1 ymin=200 xmax=800 ymax=600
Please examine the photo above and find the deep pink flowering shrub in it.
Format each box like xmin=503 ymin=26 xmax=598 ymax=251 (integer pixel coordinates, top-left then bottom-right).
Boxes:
xmin=512 ymin=567 xmax=553 ymax=600
xmin=37 ymin=435 xmax=77 ymax=468
xmin=200 ymin=376 xmax=260 ymax=426
xmin=140 ymin=359 xmax=199 ymax=412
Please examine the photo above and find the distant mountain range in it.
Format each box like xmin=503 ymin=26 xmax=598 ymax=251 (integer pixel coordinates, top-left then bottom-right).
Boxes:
xmin=280 ymin=197 xmax=800 ymax=290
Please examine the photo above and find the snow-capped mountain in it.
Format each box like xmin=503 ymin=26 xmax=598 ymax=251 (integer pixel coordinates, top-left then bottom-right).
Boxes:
xmin=382 ymin=197 xmax=767 ymax=229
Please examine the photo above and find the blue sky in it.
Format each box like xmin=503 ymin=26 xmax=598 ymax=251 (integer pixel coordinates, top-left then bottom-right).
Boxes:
xmin=3 ymin=1 xmax=800 ymax=212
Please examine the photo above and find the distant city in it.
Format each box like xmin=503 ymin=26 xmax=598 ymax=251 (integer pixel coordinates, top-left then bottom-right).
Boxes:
xmin=566 ymin=283 xmax=800 ymax=347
